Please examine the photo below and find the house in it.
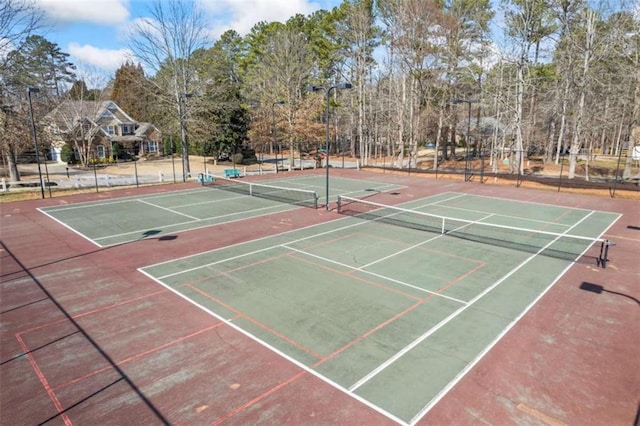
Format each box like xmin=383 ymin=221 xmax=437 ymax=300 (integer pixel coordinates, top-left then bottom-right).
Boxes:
xmin=44 ymin=100 xmax=161 ymax=163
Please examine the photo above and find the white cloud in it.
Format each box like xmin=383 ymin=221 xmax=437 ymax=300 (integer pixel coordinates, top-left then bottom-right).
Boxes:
xmin=201 ymin=0 xmax=321 ymax=37
xmin=36 ymin=0 xmax=130 ymax=25
xmin=67 ymin=43 xmax=133 ymax=71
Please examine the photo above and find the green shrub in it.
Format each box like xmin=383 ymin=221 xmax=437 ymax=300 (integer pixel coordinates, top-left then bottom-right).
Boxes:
xmin=231 ymin=152 xmax=243 ymax=165
xmin=60 ymin=144 xmax=76 ymax=164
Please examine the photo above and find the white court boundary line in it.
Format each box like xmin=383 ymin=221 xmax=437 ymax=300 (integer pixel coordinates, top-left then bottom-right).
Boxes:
xmin=37 ymin=193 xmax=299 ymax=248
xmin=350 ymin=210 xmax=597 ymax=395
xmin=137 ymin=199 xmax=200 ymax=221
xmin=151 ymin=193 xmax=466 ymax=277
xmin=281 ymin=244 xmax=467 ymax=305
xmin=409 ymin=211 xmax=622 ymax=425
xmin=94 ymin=203 xmax=289 ymax=243
xmin=140 ymin=195 xmax=621 ymax=424
xmin=139 ymin=192 xmax=468 ymax=425
xmin=39 ymin=187 xmax=214 ymax=211
xmin=227 ymin=174 xmax=406 ymax=195
xmin=137 ymin=267 xmax=407 ymax=425
xmin=38 ymin=176 xmax=406 ymax=247
xmin=38 ymin=207 xmax=104 ymax=248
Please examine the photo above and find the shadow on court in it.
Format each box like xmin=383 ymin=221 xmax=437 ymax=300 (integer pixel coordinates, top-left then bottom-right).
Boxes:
xmin=580 ymin=282 xmax=640 ymax=307
xmin=0 ymin=230 xmax=178 ymax=282
xmin=0 ymin=241 xmax=171 ymax=425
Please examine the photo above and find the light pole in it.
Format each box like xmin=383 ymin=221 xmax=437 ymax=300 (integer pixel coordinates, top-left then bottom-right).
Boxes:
xmin=453 ymin=98 xmax=477 ymax=182
xmin=306 ymin=83 xmax=353 ymax=210
xmin=272 ymin=100 xmax=285 ymax=173
xmin=27 ymin=87 xmax=46 ymax=199
xmin=179 ymin=93 xmax=193 ymax=182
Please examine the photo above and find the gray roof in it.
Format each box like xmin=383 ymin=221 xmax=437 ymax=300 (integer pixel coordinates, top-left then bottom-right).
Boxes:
xmin=46 ymin=100 xmax=137 ymax=131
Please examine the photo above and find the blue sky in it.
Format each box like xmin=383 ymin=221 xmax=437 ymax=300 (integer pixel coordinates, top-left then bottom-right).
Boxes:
xmin=35 ymin=0 xmax=342 ymax=78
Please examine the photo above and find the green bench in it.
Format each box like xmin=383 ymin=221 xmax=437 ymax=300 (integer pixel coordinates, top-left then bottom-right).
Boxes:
xmin=224 ymin=169 xmax=241 ymax=178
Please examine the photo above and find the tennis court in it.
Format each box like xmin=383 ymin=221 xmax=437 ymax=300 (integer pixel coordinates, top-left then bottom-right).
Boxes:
xmin=136 ymin=190 xmax=620 ymax=424
xmin=38 ymin=175 xmax=403 ymax=247
xmin=2 ymin=168 xmax=636 ymax=425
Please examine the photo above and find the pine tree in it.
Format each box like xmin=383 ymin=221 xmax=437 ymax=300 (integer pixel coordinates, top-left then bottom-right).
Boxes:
xmin=3 ymin=35 xmax=76 ymax=96
xmin=111 ymin=61 xmax=151 ymax=121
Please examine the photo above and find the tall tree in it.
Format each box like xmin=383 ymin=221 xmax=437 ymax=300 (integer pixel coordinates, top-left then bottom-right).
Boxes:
xmin=126 ymin=0 xmax=211 ymax=177
xmin=191 ymin=30 xmax=249 ymax=162
xmin=502 ymin=0 xmax=554 ymax=175
xmin=68 ymin=80 xmax=88 ymax=100
xmin=0 ymin=0 xmax=45 ymax=75
xmin=335 ymin=0 xmax=381 ymax=162
xmin=111 ymin=61 xmax=152 ymax=122
xmin=3 ymin=35 xmax=76 ymax=96
xmin=243 ymin=19 xmax=319 ymax=167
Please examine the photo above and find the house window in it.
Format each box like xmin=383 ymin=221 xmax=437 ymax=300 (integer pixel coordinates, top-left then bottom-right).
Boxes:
xmin=103 ymin=125 xmax=115 ymax=135
xmin=145 ymin=141 xmax=158 ymax=153
xmin=97 ymin=145 xmax=105 ymax=159
xmin=122 ymin=125 xmax=132 ymax=135
xmin=82 ymin=123 xmax=90 ymax=133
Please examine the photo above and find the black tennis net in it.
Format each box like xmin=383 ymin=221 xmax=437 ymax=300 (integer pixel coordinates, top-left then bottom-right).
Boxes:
xmin=336 ymin=195 xmax=614 ymax=267
xmin=202 ymin=173 xmax=319 ymax=209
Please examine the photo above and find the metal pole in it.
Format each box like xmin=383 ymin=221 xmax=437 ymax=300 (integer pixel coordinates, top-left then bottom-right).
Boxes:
xmin=179 ymin=94 xmax=193 ymax=182
xmin=558 ymin=152 xmax=565 ymax=192
xmin=272 ymin=101 xmax=284 ymax=173
xmin=133 ymin=157 xmax=139 ymax=187
xmin=27 ymin=87 xmax=45 ymax=199
xmin=179 ymin=96 xmax=187 ymax=182
xmin=610 ymin=141 xmax=625 ymax=198
xmin=43 ymin=150 xmax=52 ymax=197
xmin=325 ymin=87 xmax=332 ymax=210
xmin=305 ymin=83 xmax=350 ymax=210
xmin=93 ymin=161 xmax=99 ymax=193
xmin=272 ymin=103 xmax=278 ymax=173
xmin=453 ymin=99 xmax=476 ymax=183
xmin=465 ymin=101 xmax=471 ymax=182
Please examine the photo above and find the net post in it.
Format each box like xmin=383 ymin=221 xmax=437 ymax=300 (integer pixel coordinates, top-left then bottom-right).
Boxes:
xmin=598 ymin=240 xmax=615 ymax=268
xmin=336 ymin=195 xmax=342 ymax=213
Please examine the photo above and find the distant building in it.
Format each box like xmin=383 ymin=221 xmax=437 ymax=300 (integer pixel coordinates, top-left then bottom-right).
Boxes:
xmin=44 ymin=100 xmax=161 ymax=163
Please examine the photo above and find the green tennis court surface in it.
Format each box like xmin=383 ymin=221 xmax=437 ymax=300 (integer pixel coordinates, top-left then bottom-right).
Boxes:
xmin=139 ymin=192 xmax=619 ymax=424
xmin=39 ymin=175 xmax=403 ymax=247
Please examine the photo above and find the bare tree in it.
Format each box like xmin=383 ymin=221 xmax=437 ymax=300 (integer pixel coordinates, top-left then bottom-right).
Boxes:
xmin=0 ymin=0 xmax=45 ymax=181
xmin=502 ymin=0 xmax=554 ymax=175
xmin=126 ymin=0 xmax=211 ymax=178
xmin=44 ymin=69 xmax=111 ymax=167
xmin=0 ymin=0 xmax=44 ymax=68
xmin=336 ymin=0 xmax=380 ymax=164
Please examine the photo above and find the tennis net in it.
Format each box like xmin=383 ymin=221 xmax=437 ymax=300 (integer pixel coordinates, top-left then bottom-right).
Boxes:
xmin=202 ymin=173 xmax=319 ymax=208
xmin=336 ymin=195 xmax=613 ymax=267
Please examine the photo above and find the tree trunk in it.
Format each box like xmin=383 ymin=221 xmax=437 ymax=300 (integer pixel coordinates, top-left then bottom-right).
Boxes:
xmin=568 ymin=10 xmax=596 ymax=179
xmin=623 ymin=52 xmax=639 ymax=180
xmin=3 ymin=146 xmax=20 ymax=182
xmin=514 ymin=61 xmax=525 ymax=175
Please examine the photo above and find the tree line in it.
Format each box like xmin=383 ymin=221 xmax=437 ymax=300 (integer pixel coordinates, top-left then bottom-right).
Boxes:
xmin=2 ymin=0 xmax=638 ymax=182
